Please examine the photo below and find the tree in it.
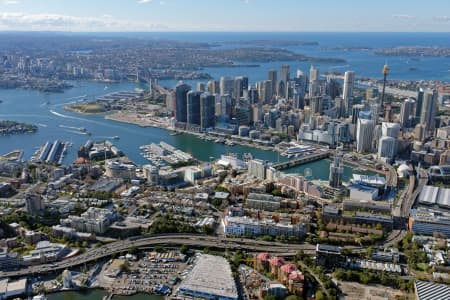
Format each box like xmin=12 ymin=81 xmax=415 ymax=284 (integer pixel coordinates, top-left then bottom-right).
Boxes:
xmin=129 ymin=246 xmax=138 ymax=255
xmin=120 ymin=261 xmax=130 ymax=272
xmin=180 ymin=244 xmax=189 ymax=255
xmin=315 ymin=290 xmax=325 ymax=300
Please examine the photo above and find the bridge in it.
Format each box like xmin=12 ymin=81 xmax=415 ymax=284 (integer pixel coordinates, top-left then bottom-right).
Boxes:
xmin=272 ymin=151 xmax=331 ymax=170
xmin=0 ymin=234 xmax=316 ymax=279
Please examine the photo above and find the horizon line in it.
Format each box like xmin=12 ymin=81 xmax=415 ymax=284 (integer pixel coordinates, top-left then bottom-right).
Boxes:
xmin=1 ymin=30 xmax=450 ymax=34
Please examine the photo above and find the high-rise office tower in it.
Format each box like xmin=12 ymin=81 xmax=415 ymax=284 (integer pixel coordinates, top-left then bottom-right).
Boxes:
xmin=200 ymin=93 xmax=216 ymax=129
xmin=378 ymin=136 xmax=397 ymax=163
xmin=356 ymin=119 xmax=375 ymax=153
xmin=262 ymin=80 xmax=273 ymax=104
xmin=174 ymin=82 xmax=191 ymax=123
xmin=207 ymin=80 xmax=220 ymax=94
xmin=233 ymin=77 xmax=243 ymax=100
xmin=382 ymin=122 xmax=400 ymax=139
xmin=420 ymin=89 xmax=438 ymax=132
xmin=399 ymin=98 xmax=415 ymax=129
xmin=279 ymin=64 xmax=290 ymax=98
xmin=309 ymin=65 xmax=319 ymax=81
xmin=187 ymin=91 xmax=201 ymax=126
xmin=309 ymin=65 xmax=321 ymax=99
xmin=342 ymin=71 xmax=355 ymax=103
xmin=280 ymin=64 xmax=290 ymax=86
xmin=415 ymin=88 xmax=424 ymax=124
xmin=220 ymin=94 xmax=232 ymax=118
xmin=311 ymin=96 xmax=323 ymax=115
xmin=329 ymin=153 xmax=344 ymax=188
xmin=233 ymin=76 xmax=248 ymax=100
xmin=351 ymin=104 xmax=365 ymax=124
xmin=196 ymin=82 xmax=206 ymax=92
xmin=268 ymin=70 xmax=277 ymax=98
xmin=220 ymin=76 xmax=234 ymax=96
xmin=325 ymin=77 xmax=340 ymax=99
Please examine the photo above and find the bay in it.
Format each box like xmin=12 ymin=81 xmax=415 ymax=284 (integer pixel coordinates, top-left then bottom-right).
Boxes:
xmin=47 ymin=290 xmax=162 ymax=300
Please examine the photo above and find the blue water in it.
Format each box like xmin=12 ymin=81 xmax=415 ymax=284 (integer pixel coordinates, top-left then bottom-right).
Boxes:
xmin=152 ymin=32 xmax=450 ymax=88
xmin=1 ymin=32 xmax=448 ymax=179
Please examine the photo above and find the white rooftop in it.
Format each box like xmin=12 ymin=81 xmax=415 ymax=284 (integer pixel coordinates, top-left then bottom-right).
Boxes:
xmin=178 ymin=254 xmax=238 ymax=299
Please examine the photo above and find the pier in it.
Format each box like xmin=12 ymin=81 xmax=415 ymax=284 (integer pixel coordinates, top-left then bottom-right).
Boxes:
xmin=272 ymin=151 xmax=331 ymax=170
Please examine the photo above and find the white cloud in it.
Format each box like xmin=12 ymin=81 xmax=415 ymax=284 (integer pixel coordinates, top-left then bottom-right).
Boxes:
xmin=0 ymin=12 xmax=169 ymax=31
xmin=392 ymin=14 xmax=416 ymax=20
xmin=3 ymin=0 xmax=20 ymax=5
xmin=137 ymin=0 xmax=152 ymax=4
xmin=433 ymin=16 xmax=450 ymax=22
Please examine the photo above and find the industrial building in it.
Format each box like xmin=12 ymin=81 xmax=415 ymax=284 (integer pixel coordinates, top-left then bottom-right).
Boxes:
xmin=414 ymin=280 xmax=450 ymax=300
xmin=409 ymin=208 xmax=450 ymax=237
xmin=177 ymin=254 xmax=238 ymax=300
xmin=418 ymin=185 xmax=450 ymax=209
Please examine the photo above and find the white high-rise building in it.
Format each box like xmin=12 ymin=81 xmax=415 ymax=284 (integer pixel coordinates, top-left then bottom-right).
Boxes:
xmin=378 ymin=136 xmax=397 ymax=163
xmin=356 ymin=119 xmax=375 ymax=153
xmin=343 ymin=71 xmax=355 ymax=102
xmin=220 ymin=76 xmax=234 ymax=96
xmin=248 ymin=159 xmax=267 ymax=180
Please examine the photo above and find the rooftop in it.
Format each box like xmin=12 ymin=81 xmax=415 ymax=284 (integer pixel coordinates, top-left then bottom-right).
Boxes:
xmin=414 ymin=280 xmax=450 ymax=300
xmin=178 ymin=254 xmax=238 ymax=300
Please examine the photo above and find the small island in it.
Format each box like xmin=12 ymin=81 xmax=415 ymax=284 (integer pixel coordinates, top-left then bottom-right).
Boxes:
xmin=0 ymin=120 xmax=38 ymax=135
xmin=65 ymin=103 xmax=107 ymax=114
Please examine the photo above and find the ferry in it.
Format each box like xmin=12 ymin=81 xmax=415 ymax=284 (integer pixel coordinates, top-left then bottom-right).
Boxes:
xmin=112 ymin=136 xmax=120 ymax=140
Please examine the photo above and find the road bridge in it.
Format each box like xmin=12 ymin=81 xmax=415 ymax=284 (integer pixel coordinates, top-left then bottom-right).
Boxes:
xmin=272 ymin=151 xmax=331 ymax=170
xmin=0 ymin=234 xmax=316 ymax=279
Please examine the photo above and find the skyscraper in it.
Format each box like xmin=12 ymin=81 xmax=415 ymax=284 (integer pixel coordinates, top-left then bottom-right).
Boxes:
xmin=187 ymin=91 xmax=201 ymax=126
xmin=200 ymin=93 xmax=216 ymax=129
xmin=378 ymin=136 xmax=397 ymax=163
xmin=420 ymin=89 xmax=438 ymax=133
xmin=342 ymin=71 xmax=355 ymax=103
xmin=356 ymin=119 xmax=375 ymax=153
xmin=309 ymin=65 xmax=319 ymax=82
xmin=280 ymin=64 xmax=290 ymax=86
xmin=329 ymin=153 xmax=343 ymax=188
xmin=268 ymin=70 xmax=277 ymax=98
xmin=220 ymin=76 xmax=234 ymax=96
xmin=415 ymin=88 xmax=424 ymax=124
xmin=174 ymin=82 xmax=191 ymax=123
xmin=399 ymin=98 xmax=415 ymax=129
xmin=207 ymin=80 xmax=220 ymax=94
xmin=382 ymin=122 xmax=400 ymax=139
xmin=262 ymin=80 xmax=273 ymax=104
xmin=309 ymin=65 xmax=321 ymax=99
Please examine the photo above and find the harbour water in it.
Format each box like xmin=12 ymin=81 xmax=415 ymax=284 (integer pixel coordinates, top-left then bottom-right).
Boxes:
xmin=47 ymin=290 xmax=162 ymax=300
xmin=2 ymin=32 xmax=448 ymax=180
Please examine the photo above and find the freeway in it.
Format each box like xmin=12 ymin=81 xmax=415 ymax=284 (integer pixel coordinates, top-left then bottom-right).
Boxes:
xmin=384 ymin=167 xmax=428 ymax=248
xmin=0 ymin=234 xmax=316 ymax=279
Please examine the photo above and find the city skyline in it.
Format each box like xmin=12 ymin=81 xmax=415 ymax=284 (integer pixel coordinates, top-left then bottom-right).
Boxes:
xmin=0 ymin=0 xmax=450 ymax=32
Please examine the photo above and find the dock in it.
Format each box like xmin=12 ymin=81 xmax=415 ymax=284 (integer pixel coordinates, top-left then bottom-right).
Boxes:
xmin=272 ymin=151 xmax=331 ymax=170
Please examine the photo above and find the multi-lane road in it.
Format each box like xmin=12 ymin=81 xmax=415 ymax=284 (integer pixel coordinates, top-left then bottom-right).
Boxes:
xmin=0 ymin=234 xmax=316 ymax=279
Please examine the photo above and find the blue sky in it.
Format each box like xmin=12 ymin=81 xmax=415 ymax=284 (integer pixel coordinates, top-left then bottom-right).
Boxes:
xmin=1 ymin=0 xmax=450 ymax=32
